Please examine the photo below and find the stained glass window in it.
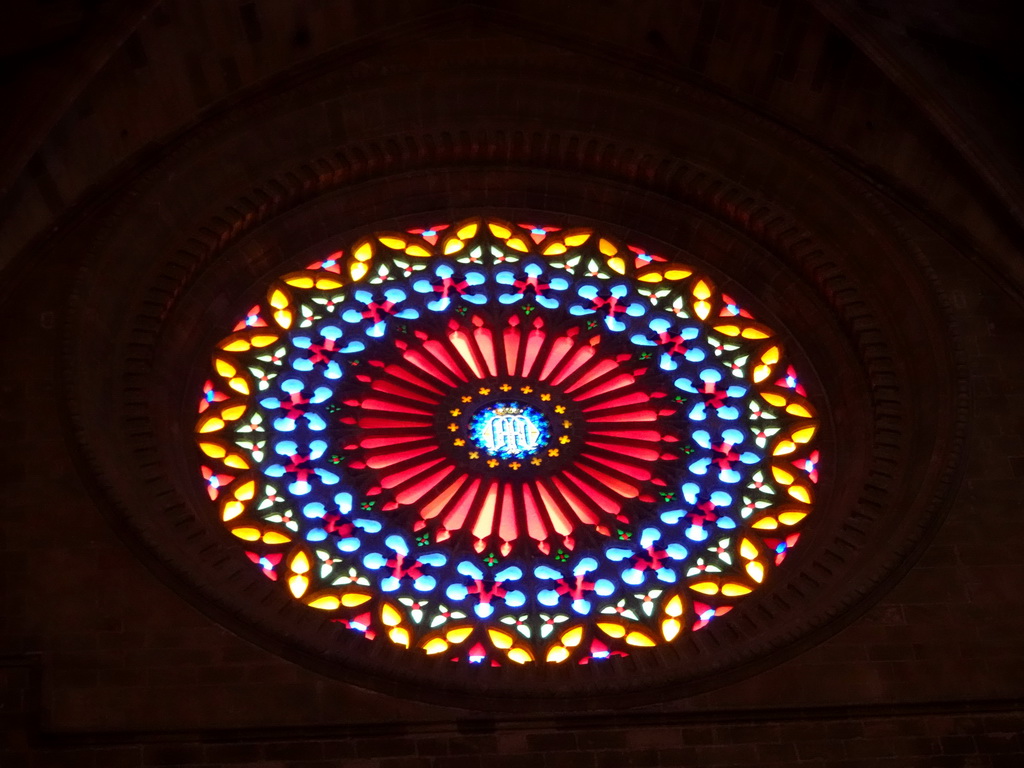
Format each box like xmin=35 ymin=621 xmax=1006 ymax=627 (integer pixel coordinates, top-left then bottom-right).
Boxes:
xmin=194 ymin=219 xmax=819 ymax=665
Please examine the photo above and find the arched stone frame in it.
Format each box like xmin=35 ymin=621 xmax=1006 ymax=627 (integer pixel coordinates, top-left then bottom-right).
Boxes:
xmin=61 ymin=56 xmax=965 ymax=711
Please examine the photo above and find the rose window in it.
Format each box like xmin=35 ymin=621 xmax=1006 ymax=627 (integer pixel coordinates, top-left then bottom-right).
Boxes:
xmin=194 ymin=219 xmax=819 ymax=665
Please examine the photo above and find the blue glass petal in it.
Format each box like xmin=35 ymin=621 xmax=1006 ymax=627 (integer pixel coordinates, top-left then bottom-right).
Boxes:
xmin=457 ymin=560 xmax=484 ymax=580
xmin=495 ymin=566 xmax=522 ymax=582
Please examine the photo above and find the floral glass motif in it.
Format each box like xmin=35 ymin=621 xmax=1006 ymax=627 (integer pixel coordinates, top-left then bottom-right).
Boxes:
xmin=195 ymin=219 xmax=819 ymax=665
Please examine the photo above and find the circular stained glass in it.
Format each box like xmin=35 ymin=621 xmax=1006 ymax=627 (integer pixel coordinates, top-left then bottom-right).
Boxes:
xmin=194 ymin=219 xmax=820 ymax=665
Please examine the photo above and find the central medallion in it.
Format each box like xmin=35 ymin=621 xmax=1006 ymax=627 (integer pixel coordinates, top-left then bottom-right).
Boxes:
xmin=469 ymin=401 xmax=550 ymax=460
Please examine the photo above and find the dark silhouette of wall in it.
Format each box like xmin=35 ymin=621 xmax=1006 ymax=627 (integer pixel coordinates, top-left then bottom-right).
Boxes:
xmin=2 ymin=2 xmax=1022 ymax=766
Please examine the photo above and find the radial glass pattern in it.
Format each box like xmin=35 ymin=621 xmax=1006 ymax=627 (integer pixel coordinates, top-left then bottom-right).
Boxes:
xmin=194 ymin=219 xmax=820 ymax=665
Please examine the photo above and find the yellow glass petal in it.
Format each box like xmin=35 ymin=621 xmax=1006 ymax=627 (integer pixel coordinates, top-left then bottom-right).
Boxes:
xmin=739 ymin=538 xmax=759 ymax=560
xmin=314 ymin=277 xmax=344 ymax=290
xmin=542 ymin=242 xmax=567 ymax=255
xmin=506 ymin=237 xmax=529 ymax=252
xmin=220 ymin=339 xmax=250 ymax=352
xmin=284 ymin=275 xmax=315 ymax=289
xmin=792 ymin=426 xmax=816 ymax=443
xmin=231 ymin=527 xmax=261 ymax=541
xmin=746 ymin=561 xmax=765 ymax=583
xmin=215 ymin=358 xmax=237 ymax=378
xmin=786 ymin=403 xmax=813 ymax=418
xmin=353 ymin=241 xmax=373 ymax=261
xmin=273 ymin=309 xmax=292 ymax=329
xmin=637 ymin=272 xmax=662 ymax=283
xmin=596 ymin=622 xmax=626 ymax=638
xmin=607 ymin=256 xmax=626 ymax=275
xmin=689 ymin=581 xmax=719 ymax=595
xmin=422 ymin=638 xmax=449 ymax=655
xmin=228 ymin=377 xmax=250 ymax=395
xmin=223 ymin=454 xmax=249 ymax=469
xmin=221 ymin=500 xmax=245 ymax=521
xmin=546 ymin=645 xmax=570 ymax=663
xmin=773 ymin=440 xmax=796 ymax=456
xmin=290 ymin=550 xmax=310 ymax=574
xmin=233 ymin=480 xmax=256 ymax=500
xmin=664 ymin=268 xmax=692 ymax=280
xmin=200 ymin=442 xmax=227 ymax=458
xmin=692 ymin=280 xmax=712 ymax=300
xmin=198 ymin=416 xmax=225 ymax=433
xmin=405 ymin=244 xmax=431 ymax=258
xmin=445 ymin=626 xmax=473 ymax=643
xmin=488 ymin=223 xmax=512 ymax=238
xmin=443 ymin=238 xmax=465 ymax=254
xmin=772 ymin=466 xmax=795 ymax=485
xmin=340 ymin=593 xmax=371 ymax=607
xmin=625 ymin=631 xmax=656 ymax=647
xmin=389 ymin=627 xmax=410 ymax=648
xmin=350 ymin=262 xmax=369 ymax=281
xmin=561 ymin=626 xmax=584 ymax=647
xmin=598 ymin=238 xmax=618 ymax=256
xmin=288 ymin=574 xmax=308 ymax=598
xmin=752 ymin=517 xmax=778 ymax=529
xmin=487 ymin=629 xmax=514 ymax=649
xmin=762 ymin=392 xmax=787 ymax=407
xmin=456 ymin=222 xmax=478 ymax=239
xmin=665 ymin=595 xmax=684 ymax=617
xmin=379 ymin=236 xmax=407 ymax=249
xmin=221 ymin=404 xmax=246 ymax=421
xmin=308 ymin=595 xmax=340 ymax=610
xmin=721 ymin=583 xmax=752 ymax=597
xmin=262 ymin=531 xmax=291 ymax=544
xmin=778 ymin=510 xmax=807 ymax=526
xmin=269 ymin=289 xmax=289 ymax=309
xmin=714 ymin=324 xmax=741 ymax=337
xmin=788 ymin=485 xmax=812 ymax=504
xmin=250 ymin=334 xmax=278 ymax=348
xmin=661 ymin=618 xmax=681 ymax=642
xmin=381 ymin=603 xmax=402 ymax=626
xmin=507 ymin=647 xmax=533 ymax=664
xmin=564 ymin=233 xmax=591 ymax=246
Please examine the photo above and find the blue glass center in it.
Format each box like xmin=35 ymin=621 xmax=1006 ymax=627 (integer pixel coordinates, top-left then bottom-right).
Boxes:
xmin=469 ymin=401 xmax=549 ymax=460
